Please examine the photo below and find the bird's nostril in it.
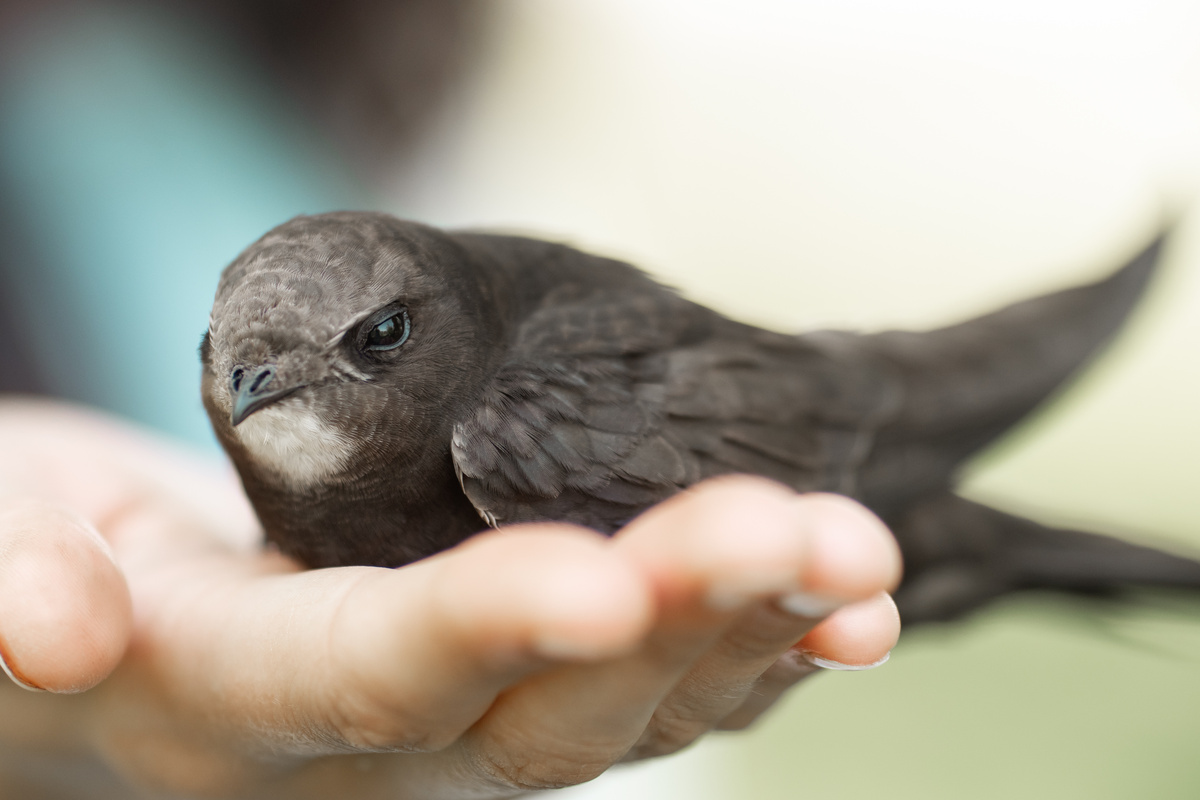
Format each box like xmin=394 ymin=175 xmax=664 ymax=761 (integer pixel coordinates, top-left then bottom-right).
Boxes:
xmin=248 ymin=366 xmax=275 ymax=394
xmin=226 ymin=364 xmax=293 ymax=427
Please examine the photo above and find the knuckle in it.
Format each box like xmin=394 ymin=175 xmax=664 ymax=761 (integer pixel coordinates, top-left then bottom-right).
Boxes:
xmin=629 ymin=668 xmax=761 ymax=759
xmin=716 ymin=714 xmax=756 ymax=732
xmin=720 ymin=602 xmax=814 ymax=660
xmin=322 ymin=690 xmax=450 ymax=753
xmin=338 ymin=722 xmax=445 ymax=754
xmin=466 ymin=745 xmax=612 ymax=792
xmin=721 ymin=623 xmax=785 ymax=661
xmin=631 ymin=705 xmax=713 ymax=759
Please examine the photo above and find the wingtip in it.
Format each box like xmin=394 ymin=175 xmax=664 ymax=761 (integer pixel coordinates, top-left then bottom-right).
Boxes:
xmin=856 ymin=222 xmax=1174 ymax=513
xmin=1088 ymin=219 xmax=1171 ymax=301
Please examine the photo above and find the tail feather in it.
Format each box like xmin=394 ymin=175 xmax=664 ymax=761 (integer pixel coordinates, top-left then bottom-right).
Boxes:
xmin=891 ymin=493 xmax=1200 ymax=625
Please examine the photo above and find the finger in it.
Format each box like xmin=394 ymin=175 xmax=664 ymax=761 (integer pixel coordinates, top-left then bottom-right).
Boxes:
xmin=797 ymin=590 xmax=901 ymax=667
xmin=318 ymin=526 xmax=653 ymax=752
xmin=435 ymin=477 xmax=822 ymax=793
xmin=717 ymin=591 xmax=901 ymax=730
xmin=212 ymin=480 xmax=850 ymax=798
xmin=627 ymin=492 xmax=901 ymax=755
xmin=0 ymin=498 xmax=132 ymax=693
xmin=107 ymin=522 xmax=652 ymax=766
xmin=0 ymin=400 xmax=259 ymax=553
xmin=714 ymin=649 xmax=821 ymax=731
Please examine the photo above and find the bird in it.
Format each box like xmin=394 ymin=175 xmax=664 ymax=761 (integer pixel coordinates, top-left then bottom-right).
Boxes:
xmin=200 ymin=211 xmax=1200 ymax=624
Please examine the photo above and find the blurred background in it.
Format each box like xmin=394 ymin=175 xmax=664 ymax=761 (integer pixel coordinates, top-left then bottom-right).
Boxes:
xmin=2 ymin=0 xmax=1200 ymax=797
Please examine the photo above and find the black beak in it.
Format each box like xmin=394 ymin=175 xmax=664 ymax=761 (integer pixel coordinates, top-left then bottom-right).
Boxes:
xmin=230 ymin=365 xmax=303 ymax=426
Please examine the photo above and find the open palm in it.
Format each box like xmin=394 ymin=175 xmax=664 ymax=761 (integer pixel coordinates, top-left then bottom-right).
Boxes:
xmin=0 ymin=400 xmax=900 ymax=799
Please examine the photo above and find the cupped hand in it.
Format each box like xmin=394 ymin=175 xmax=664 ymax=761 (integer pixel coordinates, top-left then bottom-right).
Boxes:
xmin=0 ymin=399 xmax=900 ymax=799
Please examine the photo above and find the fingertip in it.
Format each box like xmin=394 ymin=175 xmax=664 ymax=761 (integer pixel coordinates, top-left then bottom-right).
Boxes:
xmin=617 ymin=481 xmax=901 ymax=614
xmin=444 ymin=526 xmax=656 ymax=663
xmin=618 ymin=476 xmax=810 ymax=606
xmin=522 ymin=527 xmax=656 ymax=660
xmin=0 ymin=499 xmax=133 ymax=693
xmin=797 ymin=591 xmax=900 ymax=668
xmin=621 ymin=475 xmax=800 ymax=549
xmin=795 ymin=493 xmax=903 ymax=600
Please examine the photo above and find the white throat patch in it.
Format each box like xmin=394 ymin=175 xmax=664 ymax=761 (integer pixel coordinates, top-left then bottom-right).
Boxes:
xmin=235 ymin=403 xmax=355 ymax=487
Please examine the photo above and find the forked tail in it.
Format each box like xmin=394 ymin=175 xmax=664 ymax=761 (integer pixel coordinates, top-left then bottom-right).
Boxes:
xmin=892 ymin=493 xmax=1200 ymax=625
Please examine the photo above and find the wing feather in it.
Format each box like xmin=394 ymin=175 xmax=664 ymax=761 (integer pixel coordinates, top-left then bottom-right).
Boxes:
xmin=452 ymin=299 xmax=902 ymax=530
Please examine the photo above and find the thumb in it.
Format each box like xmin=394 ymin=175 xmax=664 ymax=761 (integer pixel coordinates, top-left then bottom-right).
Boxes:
xmin=0 ymin=498 xmax=132 ymax=692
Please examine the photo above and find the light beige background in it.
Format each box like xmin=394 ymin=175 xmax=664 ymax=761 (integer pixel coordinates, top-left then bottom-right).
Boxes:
xmin=386 ymin=1 xmax=1200 ymax=797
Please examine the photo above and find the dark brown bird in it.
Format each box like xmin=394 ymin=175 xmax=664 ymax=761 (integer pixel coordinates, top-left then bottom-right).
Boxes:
xmin=200 ymin=211 xmax=1200 ymax=624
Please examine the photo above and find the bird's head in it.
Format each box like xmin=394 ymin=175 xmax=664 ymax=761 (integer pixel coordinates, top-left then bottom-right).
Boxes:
xmin=201 ymin=212 xmax=505 ymax=489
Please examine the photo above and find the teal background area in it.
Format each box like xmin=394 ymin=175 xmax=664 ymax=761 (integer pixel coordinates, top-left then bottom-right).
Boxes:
xmin=0 ymin=6 xmax=368 ymax=446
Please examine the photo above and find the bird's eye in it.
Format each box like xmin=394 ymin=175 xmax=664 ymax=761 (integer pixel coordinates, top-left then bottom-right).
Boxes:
xmin=362 ymin=307 xmax=411 ymax=352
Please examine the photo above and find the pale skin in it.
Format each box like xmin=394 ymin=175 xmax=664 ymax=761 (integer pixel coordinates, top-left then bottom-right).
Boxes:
xmin=0 ymin=400 xmax=901 ymax=799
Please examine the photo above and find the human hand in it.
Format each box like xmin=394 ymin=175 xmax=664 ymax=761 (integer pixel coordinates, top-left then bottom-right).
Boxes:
xmin=0 ymin=399 xmax=900 ymax=799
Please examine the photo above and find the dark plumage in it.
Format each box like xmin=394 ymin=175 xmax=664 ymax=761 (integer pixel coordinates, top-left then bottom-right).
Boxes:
xmin=201 ymin=211 xmax=1200 ymax=624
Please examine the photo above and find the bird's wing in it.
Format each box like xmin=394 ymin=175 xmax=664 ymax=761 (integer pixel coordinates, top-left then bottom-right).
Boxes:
xmin=451 ymin=353 xmax=699 ymax=531
xmin=848 ymin=229 xmax=1167 ymax=518
xmin=453 ymin=227 xmax=1168 ymax=535
xmin=658 ymin=331 xmax=901 ymax=495
xmin=450 ymin=288 xmax=711 ymax=531
xmin=451 ymin=292 xmax=904 ymax=530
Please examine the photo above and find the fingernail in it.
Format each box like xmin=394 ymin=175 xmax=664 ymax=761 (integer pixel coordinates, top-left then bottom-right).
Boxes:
xmin=0 ymin=649 xmax=45 ymax=692
xmin=533 ymin=634 xmax=618 ymax=661
xmin=777 ymin=592 xmax=845 ymax=618
xmin=706 ymin=586 xmax=752 ymax=611
xmin=707 ymin=575 xmax=794 ymax=612
xmin=800 ymin=650 xmax=891 ymax=671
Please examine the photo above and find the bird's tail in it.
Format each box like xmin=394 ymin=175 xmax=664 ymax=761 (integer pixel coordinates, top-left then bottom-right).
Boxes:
xmin=891 ymin=493 xmax=1200 ymax=625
